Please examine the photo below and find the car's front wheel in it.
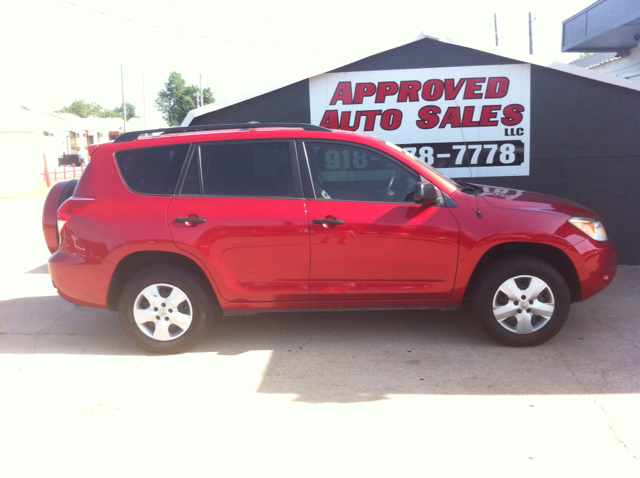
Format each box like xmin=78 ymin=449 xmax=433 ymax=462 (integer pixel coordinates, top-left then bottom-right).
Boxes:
xmin=118 ymin=265 xmax=212 ymax=354
xmin=471 ymin=256 xmax=571 ymax=346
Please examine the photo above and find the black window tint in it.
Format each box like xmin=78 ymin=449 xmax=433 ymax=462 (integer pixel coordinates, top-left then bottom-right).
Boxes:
xmin=305 ymin=142 xmax=419 ymax=202
xmin=180 ymin=154 xmax=202 ymax=195
xmin=116 ymin=144 xmax=189 ymax=195
xmin=200 ymin=142 xmax=293 ymax=197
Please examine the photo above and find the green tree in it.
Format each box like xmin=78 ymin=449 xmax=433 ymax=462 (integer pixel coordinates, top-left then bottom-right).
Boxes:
xmin=57 ymin=99 xmax=92 ymax=118
xmin=155 ymin=72 xmax=215 ymax=126
xmin=56 ymin=100 xmax=137 ymax=120
xmin=90 ymin=103 xmax=120 ymax=118
xmin=114 ymin=103 xmax=138 ymax=121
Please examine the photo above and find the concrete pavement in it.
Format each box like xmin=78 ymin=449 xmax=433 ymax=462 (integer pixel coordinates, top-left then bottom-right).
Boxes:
xmin=0 ymin=198 xmax=638 ymax=477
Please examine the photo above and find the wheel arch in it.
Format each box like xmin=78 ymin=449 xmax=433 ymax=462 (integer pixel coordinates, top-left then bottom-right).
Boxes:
xmin=106 ymin=251 xmax=220 ymax=311
xmin=466 ymin=242 xmax=582 ymax=303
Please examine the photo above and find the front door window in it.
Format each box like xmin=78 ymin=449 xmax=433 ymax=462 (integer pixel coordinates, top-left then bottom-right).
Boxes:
xmin=304 ymin=142 xmax=419 ymax=203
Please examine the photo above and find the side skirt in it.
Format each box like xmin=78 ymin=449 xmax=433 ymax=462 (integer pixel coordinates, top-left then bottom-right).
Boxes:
xmin=224 ymin=306 xmax=459 ymax=317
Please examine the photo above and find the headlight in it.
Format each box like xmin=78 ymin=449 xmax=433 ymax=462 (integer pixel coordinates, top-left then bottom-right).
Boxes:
xmin=568 ymin=217 xmax=608 ymax=241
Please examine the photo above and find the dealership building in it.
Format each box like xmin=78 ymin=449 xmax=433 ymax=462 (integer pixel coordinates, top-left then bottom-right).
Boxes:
xmin=184 ymin=30 xmax=640 ymax=265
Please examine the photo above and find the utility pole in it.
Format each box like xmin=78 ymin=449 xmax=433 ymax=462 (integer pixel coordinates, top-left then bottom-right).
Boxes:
xmin=199 ymin=74 xmax=203 ymax=108
xmin=494 ymin=14 xmax=499 ymax=47
xmin=143 ymin=72 xmax=147 ymax=130
xmin=529 ymin=12 xmax=533 ymax=55
xmin=121 ymin=64 xmax=127 ymax=133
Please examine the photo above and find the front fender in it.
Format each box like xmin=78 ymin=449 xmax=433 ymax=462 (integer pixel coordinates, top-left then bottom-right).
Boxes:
xmin=443 ymin=194 xmax=583 ymax=305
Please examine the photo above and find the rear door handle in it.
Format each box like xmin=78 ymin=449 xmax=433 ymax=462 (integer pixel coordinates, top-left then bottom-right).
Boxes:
xmin=312 ymin=218 xmax=344 ymax=225
xmin=176 ymin=217 xmax=206 ymax=224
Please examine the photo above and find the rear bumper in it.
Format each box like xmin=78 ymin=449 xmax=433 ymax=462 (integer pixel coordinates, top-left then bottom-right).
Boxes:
xmin=566 ymin=238 xmax=617 ymax=301
xmin=49 ymin=250 xmax=114 ymax=309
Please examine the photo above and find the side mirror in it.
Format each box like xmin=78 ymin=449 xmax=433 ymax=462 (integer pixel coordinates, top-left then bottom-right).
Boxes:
xmin=413 ymin=182 xmax=439 ymax=205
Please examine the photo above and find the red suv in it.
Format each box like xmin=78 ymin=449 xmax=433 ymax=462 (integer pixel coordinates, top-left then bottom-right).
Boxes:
xmin=42 ymin=123 xmax=617 ymax=353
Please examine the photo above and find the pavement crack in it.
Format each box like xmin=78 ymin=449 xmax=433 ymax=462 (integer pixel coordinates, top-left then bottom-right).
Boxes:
xmin=32 ymin=332 xmax=40 ymax=354
xmin=39 ymin=309 xmax=73 ymax=334
xmin=593 ymin=397 xmax=640 ymax=463
xmin=550 ymin=345 xmax=588 ymax=393
xmin=589 ymin=313 xmax=640 ymax=351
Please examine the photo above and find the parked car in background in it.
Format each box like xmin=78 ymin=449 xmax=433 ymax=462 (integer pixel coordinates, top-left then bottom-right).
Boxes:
xmin=42 ymin=123 xmax=617 ymax=354
xmin=58 ymin=153 xmax=85 ymax=167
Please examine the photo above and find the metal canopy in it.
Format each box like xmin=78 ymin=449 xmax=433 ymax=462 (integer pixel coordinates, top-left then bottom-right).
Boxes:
xmin=562 ymin=0 xmax=640 ymax=53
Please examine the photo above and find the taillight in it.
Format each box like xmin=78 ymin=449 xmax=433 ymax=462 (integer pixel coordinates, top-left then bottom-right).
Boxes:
xmin=57 ymin=198 xmax=95 ymax=233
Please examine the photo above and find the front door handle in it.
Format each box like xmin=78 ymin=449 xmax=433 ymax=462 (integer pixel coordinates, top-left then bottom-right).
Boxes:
xmin=176 ymin=216 xmax=206 ymax=224
xmin=312 ymin=218 xmax=344 ymax=225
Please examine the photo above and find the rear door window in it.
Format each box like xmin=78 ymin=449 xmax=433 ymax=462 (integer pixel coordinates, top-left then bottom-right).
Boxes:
xmin=181 ymin=141 xmax=295 ymax=198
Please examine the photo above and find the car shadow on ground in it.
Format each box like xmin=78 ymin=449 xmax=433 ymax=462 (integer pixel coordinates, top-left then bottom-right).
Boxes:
xmin=26 ymin=264 xmax=50 ymax=274
xmin=205 ymin=306 xmax=640 ymax=400
xmin=1 ymin=292 xmax=638 ymax=402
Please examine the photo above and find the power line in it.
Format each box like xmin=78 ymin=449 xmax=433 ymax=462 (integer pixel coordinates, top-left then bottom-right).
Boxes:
xmin=58 ymin=0 xmax=361 ymax=55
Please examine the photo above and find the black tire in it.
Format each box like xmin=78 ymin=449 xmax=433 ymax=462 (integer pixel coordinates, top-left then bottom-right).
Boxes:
xmin=55 ymin=179 xmax=78 ymax=245
xmin=471 ymin=255 xmax=570 ymax=347
xmin=118 ymin=264 xmax=213 ymax=354
xmin=58 ymin=179 xmax=78 ymax=206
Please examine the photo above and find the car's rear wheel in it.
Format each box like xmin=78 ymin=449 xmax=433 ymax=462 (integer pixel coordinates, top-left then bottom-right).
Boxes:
xmin=471 ymin=256 xmax=570 ymax=346
xmin=118 ymin=264 xmax=211 ymax=354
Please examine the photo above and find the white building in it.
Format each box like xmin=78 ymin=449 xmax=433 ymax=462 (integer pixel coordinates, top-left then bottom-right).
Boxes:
xmin=0 ymin=109 xmax=139 ymax=194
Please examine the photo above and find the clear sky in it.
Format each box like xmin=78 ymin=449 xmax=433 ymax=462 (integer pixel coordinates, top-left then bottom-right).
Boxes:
xmin=1 ymin=0 xmax=595 ymax=128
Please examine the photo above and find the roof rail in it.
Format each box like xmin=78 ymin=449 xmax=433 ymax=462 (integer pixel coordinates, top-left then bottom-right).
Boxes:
xmin=114 ymin=122 xmax=332 ymax=143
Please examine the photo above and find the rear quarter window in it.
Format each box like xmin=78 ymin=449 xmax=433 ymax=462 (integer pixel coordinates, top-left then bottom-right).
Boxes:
xmin=115 ymin=144 xmax=190 ymax=195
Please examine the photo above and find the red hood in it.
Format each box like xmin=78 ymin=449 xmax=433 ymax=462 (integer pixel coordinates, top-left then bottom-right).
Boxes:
xmin=474 ymin=185 xmax=598 ymax=218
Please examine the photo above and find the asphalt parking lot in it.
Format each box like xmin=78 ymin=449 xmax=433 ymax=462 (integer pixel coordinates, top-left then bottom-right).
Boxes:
xmin=1 ymin=198 xmax=639 ymax=478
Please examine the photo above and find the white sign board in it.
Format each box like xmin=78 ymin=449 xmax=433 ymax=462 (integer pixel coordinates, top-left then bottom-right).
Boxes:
xmin=309 ymin=64 xmax=531 ymax=178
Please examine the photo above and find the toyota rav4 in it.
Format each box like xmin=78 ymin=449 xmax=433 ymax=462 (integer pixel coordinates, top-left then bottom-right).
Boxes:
xmin=42 ymin=123 xmax=617 ymax=354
